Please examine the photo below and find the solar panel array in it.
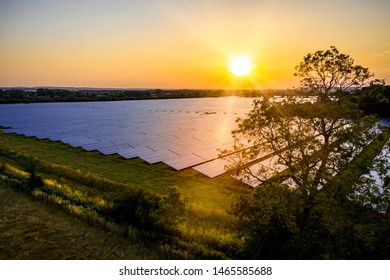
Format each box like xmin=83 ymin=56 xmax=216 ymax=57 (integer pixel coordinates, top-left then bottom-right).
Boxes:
xmin=0 ymin=98 xmax=256 ymax=176
xmin=1 ymin=99 xmax=388 ymax=187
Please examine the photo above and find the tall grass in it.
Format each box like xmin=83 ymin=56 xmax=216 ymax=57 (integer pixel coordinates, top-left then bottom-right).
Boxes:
xmin=0 ymin=147 xmax=241 ymax=259
xmin=0 ymin=182 xmax=168 ymax=260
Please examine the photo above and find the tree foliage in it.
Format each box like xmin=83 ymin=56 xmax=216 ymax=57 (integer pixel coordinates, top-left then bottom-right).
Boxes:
xmin=0 ymin=88 xmax=291 ymax=104
xmin=222 ymin=46 xmax=390 ymax=259
xmin=350 ymin=79 xmax=390 ymax=117
xmin=295 ymin=46 xmax=374 ymax=102
xmin=105 ymin=186 xmax=188 ymax=234
xmin=225 ymin=99 xmax=389 ymax=259
xmin=223 ymin=99 xmax=380 ymax=205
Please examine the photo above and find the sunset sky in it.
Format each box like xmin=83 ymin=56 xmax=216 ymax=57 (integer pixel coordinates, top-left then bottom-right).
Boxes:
xmin=1 ymin=0 xmax=389 ymax=89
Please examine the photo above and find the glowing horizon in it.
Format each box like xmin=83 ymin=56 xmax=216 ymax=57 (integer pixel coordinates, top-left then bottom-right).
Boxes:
xmin=1 ymin=0 xmax=389 ymax=89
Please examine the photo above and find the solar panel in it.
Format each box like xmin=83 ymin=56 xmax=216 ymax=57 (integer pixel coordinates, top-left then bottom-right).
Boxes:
xmin=193 ymin=158 xmax=230 ymax=178
xmin=117 ymin=150 xmax=138 ymax=159
xmin=0 ymin=98 xmax=327 ymax=180
xmin=163 ymin=153 xmax=206 ymax=170
xmin=1 ymin=99 xmax=386 ymax=183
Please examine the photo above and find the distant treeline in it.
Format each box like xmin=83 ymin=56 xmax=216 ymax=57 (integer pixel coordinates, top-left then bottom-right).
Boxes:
xmin=1 ymin=86 xmax=389 ymax=117
xmin=0 ymin=88 xmax=289 ymax=103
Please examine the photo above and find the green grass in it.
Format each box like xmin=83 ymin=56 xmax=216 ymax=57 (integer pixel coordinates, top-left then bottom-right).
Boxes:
xmin=0 ymin=130 xmax=250 ymax=259
xmin=0 ymin=131 xmax=248 ymax=211
xmin=1 ymin=128 xmax=387 ymax=259
xmin=0 ymin=182 xmax=169 ymax=260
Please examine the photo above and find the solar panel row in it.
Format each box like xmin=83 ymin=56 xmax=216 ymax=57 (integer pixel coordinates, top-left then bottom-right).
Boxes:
xmin=1 ymin=99 xmax=387 ymax=187
xmin=0 ymin=98 xmax=257 ymax=177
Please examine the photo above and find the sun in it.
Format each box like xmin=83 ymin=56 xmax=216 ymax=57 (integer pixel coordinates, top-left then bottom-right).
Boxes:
xmin=229 ymin=56 xmax=252 ymax=77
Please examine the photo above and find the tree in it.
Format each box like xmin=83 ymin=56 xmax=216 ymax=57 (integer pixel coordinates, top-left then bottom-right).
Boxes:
xmin=223 ymin=98 xmax=390 ymax=259
xmin=221 ymin=47 xmax=390 ymax=258
xmin=353 ymin=79 xmax=390 ymax=117
xmin=295 ymin=46 xmax=373 ymax=102
xmin=223 ymin=99 xmax=381 ymax=208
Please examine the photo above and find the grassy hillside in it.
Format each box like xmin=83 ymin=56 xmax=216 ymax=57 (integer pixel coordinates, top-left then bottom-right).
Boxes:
xmin=0 ymin=130 xmax=250 ymax=259
xmin=3 ymin=128 xmax=386 ymax=259
xmin=0 ymin=130 xmax=246 ymax=210
xmin=0 ymin=182 xmax=169 ymax=259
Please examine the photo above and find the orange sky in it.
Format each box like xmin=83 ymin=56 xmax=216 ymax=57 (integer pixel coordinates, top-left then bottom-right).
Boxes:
xmin=1 ymin=0 xmax=389 ymax=89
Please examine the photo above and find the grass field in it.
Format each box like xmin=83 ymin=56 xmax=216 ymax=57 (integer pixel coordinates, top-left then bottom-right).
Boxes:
xmin=0 ymin=130 xmax=250 ymax=259
xmin=0 ymin=182 xmax=169 ymax=259
xmin=0 ymin=130 xmax=247 ymax=210
xmin=3 ymin=128 xmax=386 ymax=260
